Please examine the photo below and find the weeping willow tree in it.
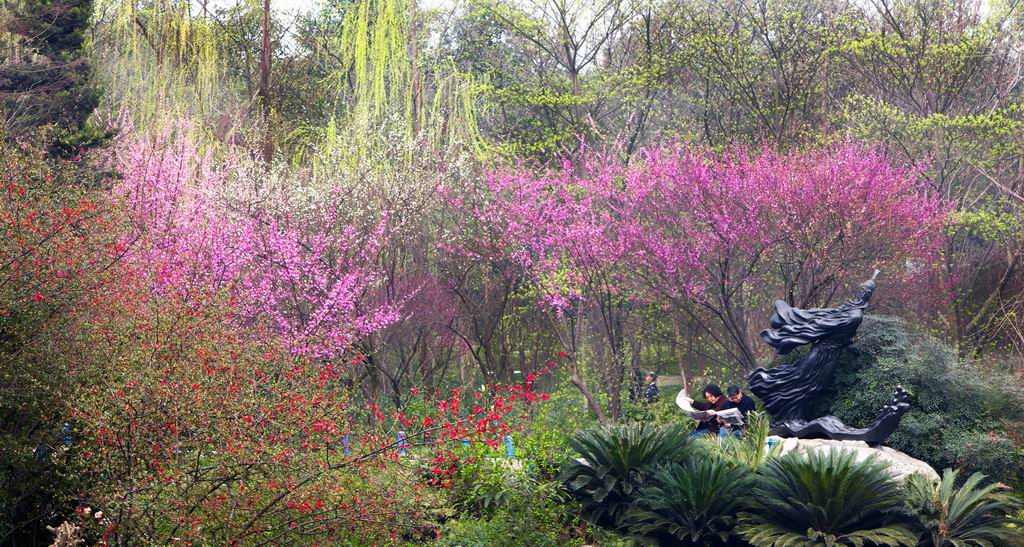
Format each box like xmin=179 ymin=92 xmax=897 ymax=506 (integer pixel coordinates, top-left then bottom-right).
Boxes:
xmin=91 ymin=0 xmax=226 ymax=127
xmin=293 ymin=0 xmax=483 ymax=173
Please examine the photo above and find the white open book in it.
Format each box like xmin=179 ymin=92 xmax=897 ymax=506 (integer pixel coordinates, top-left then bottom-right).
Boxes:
xmin=675 ymin=389 xmax=744 ymax=426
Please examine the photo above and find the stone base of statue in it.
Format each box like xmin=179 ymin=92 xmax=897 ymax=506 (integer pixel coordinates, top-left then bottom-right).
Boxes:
xmin=775 ymin=437 xmax=939 ymax=482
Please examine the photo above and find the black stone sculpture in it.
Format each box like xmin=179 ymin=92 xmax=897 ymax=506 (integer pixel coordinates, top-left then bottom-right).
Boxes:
xmin=771 ymin=386 xmax=910 ymax=445
xmin=747 ymin=272 xmax=910 ymax=445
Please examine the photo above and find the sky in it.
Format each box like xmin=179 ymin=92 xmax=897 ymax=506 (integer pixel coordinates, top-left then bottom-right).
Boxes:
xmin=274 ymin=0 xmax=318 ymax=12
xmin=199 ymin=0 xmax=454 ymax=16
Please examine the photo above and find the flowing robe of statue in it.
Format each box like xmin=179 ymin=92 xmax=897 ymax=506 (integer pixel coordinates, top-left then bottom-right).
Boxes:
xmin=746 ymin=273 xmax=910 ymax=446
xmin=748 ymin=281 xmax=873 ymax=421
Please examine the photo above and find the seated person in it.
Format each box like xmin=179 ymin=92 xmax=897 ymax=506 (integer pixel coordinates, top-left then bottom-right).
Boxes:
xmin=718 ymin=385 xmax=756 ymax=439
xmin=687 ymin=384 xmax=729 ymax=437
xmin=727 ymin=385 xmax=756 ymax=417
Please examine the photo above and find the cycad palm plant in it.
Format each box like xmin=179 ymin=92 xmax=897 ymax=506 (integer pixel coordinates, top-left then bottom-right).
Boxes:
xmin=904 ymin=468 xmax=1024 ymax=546
xmin=562 ymin=423 xmax=696 ymax=530
xmin=737 ymin=449 xmax=917 ymax=547
xmin=625 ymin=458 xmax=754 ymax=546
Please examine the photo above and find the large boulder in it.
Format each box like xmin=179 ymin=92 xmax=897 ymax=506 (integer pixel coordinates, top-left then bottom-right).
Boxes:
xmin=778 ymin=437 xmax=940 ymax=482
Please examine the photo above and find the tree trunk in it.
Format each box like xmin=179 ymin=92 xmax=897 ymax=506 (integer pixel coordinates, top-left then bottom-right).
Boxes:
xmin=258 ymin=0 xmax=273 ymax=163
xmin=408 ymin=0 xmax=421 ymax=132
xmin=568 ymin=357 xmax=606 ymax=425
xmin=673 ymin=321 xmax=688 ymax=393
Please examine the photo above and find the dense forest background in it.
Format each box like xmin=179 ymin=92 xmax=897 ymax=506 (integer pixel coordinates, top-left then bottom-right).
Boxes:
xmin=1 ymin=0 xmax=1023 ymax=543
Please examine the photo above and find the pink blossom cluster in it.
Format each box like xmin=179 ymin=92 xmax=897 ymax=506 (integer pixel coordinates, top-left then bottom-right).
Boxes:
xmin=472 ymin=142 xmax=950 ymax=313
xmin=109 ymin=121 xmax=402 ymax=359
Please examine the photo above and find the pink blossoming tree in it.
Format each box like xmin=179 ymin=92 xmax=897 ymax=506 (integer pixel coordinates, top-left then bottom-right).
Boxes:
xmin=110 ymin=122 xmax=402 ymax=361
xmin=470 ymin=141 xmax=949 ymax=417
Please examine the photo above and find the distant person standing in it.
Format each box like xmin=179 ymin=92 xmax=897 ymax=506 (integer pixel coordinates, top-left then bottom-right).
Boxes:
xmin=727 ymin=385 xmax=756 ymax=418
xmin=643 ymin=372 xmax=659 ymax=401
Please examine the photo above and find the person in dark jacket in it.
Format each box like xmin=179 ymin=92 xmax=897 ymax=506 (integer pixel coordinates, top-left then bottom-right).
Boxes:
xmin=642 ymin=372 xmax=659 ymax=401
xmin=718 ymin=385 xmax=757 ymax=439
xmin=727 ymin=385 xmax=756 ymax=417
xmin=688 ymin=384 xmax=729 ymax=437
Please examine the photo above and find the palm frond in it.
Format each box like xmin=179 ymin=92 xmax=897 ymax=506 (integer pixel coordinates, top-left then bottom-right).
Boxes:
xmin=905 ymin=468 xmax=1024 ymax=546
xmin=737 ymin=448 xmax=916 ymax=546
xmin=561 ymin=422 xmax=698 ymax=530
xmin=625 ymin=457 xmax=753 ymax=545
xmin=714 ymin=411 xmax=779 ymax=469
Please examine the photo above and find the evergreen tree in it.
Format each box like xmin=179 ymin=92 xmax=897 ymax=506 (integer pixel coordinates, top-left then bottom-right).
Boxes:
xmin=0 ymin=0 xmax=107 ymax=155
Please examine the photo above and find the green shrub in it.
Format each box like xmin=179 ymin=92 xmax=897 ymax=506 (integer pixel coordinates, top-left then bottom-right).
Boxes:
xmin=518 ymin=380 xmax=601 ymax=478
xmin=737 ymin=449 xmax=917 ymax=547
xmin=621 ymin=389 xmax=688 ymax=426
xmin=904 ymin=468 xmax=1024 ymax=546
xmin=712 ymin=411 xmax=779 ymax=469
xmin=805 ymin=316 xmax=1024 ymax=484
xmin=447 ymin=445 xmax=573 ymax=517
xmin=624 ymin=458 xmax=753 ymax=546
xmin=436 ymin=510 xmax=573 ymax=547
xmin=440 ymin=439 xmax=586 ymax=546
xmin=562 ymin=423 xmax=698 ymax=530
xmin=436 ymin=458 xmax=588 ymax=547
xmin=952 ymin=432 xmax=1022 ymax=482
xmin=437 ymin=509 xmax=633 ymax=547
xmin=979 ymin=371 xmax=1024 ymax=422
xmin=451 ymin=461 xmax=534 ymax=516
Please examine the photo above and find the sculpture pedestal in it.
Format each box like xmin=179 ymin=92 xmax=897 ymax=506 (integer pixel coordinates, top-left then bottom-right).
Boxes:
xmin=776 ymin=437 xmax=939 ymax=482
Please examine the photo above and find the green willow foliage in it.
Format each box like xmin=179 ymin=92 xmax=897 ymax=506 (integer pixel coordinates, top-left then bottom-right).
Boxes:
xmin=91 ymin=0 xmax=484 ymax=167
xmin=300 ymin=0 xmax=482 ymax=172
xmin=93 ymin=0 xmax=224 ymax=125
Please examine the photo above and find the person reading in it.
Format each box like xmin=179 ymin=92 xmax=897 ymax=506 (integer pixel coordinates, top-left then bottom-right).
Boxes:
xmin=677 ymin=384 xmax=739 ymax=437
xmin=715 ymin=385 xmax=756 ymax=438
xmin=727 ymin=385 xmax=756 ymax=417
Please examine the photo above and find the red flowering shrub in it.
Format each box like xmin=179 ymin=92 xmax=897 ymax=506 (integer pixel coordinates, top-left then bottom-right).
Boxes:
xmin=65 ymin=284 xmax=550 ymax=542
xmin=0 ymin=143 xmax=127 ymax=540
xmin=0 ymin=126 xmax=557 ymax=543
